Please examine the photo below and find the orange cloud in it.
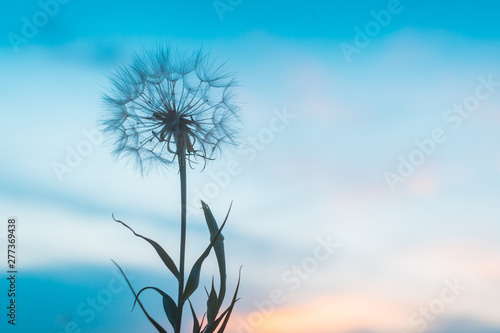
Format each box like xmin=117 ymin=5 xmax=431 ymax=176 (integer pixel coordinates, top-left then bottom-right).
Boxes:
xmin=227 ymin=294 xmax=408 ymax=333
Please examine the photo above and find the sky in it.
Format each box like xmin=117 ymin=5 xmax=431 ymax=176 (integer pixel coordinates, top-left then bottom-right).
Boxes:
xmin=1 ymin=0 xmax=500 ymax=332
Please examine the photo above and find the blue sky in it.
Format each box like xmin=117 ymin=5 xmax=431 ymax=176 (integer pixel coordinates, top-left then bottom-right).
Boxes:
xmin=2 ymin=1 xmax=500 ymax=332
xmin=2 ymin=0 xmax=500 ymax=43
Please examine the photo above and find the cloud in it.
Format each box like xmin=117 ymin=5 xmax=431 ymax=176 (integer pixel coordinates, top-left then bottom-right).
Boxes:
xmin=228 ymin=293 xmax=409 ymax=333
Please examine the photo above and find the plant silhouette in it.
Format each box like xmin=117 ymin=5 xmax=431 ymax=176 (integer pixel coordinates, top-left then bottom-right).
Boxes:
xmin=101 ymin=45 xmax=242 ymax=333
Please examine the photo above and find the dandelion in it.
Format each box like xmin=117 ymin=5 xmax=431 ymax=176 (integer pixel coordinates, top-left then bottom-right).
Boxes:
xmin=101 ymin=45 xmax=240 ymax=174
xmin=101 ymin=46 xmax=242 ymax=333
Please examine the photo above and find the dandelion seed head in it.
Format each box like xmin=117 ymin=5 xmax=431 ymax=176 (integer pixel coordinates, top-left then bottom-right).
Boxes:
xmin=100 ymin=46 xmax=240 ymax=175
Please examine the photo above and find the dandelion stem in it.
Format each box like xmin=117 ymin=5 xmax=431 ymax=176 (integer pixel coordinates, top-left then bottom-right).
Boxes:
xmin=176 ymin=148 xmax=187 ymax=333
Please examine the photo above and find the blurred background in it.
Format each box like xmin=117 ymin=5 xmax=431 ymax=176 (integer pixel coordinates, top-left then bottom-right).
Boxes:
xmin=1 ymin=0 xmax=500 ymax=332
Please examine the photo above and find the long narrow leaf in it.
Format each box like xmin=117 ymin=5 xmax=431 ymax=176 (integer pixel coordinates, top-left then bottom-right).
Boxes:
xmin=201 ymin=201 xmax=227 ymax=310
xmin=113 ymin=214 xmax=180 ymax=280
xmin=216 ymin=266 xmax=242 ymax=333
xmin=182 ymin=203 xmax=232 ymax=302
xmin=188 ymin=300 xmax=201 ymax=333
xmin=133 ymin=286 xmax=178 ymax=331
xmin=203 ymin=267 xmax=242 ymax=333
xmin=111 ymin=260 xmax=168 ymax=333
xmin=206 ymin=278 xmax=218 ymax=324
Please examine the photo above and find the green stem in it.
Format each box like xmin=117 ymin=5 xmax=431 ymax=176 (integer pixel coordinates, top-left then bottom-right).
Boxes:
xmin=176 ymin=151 xmax=187 ymax=333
